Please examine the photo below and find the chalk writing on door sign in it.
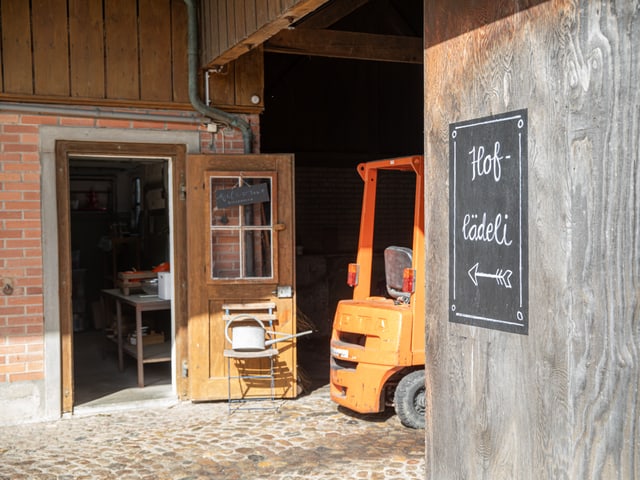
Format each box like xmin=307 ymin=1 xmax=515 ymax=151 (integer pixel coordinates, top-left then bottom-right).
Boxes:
xmin=449 ymin=110 xmax=528 ymax=335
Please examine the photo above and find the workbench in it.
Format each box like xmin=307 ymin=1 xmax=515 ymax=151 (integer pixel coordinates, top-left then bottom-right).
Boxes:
xmin=101 ymin=289 xmax=171 ymax=387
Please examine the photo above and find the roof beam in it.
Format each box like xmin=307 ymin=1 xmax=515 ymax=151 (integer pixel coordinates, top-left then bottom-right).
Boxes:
xmin=264 ymin=28 xmax=423 ymax=64
xmin=206 ymin=0 xmax=332 ymax=68
xmin=295 ymin=0 xmax=370 ymax=29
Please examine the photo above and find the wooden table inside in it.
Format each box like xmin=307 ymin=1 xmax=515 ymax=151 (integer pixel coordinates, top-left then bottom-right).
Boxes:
xmin=101 ymin=289 xmax=171 ymax=388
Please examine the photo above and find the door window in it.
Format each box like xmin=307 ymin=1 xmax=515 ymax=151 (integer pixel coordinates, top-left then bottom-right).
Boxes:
xmin=209 ymin=174 xmax=275 ymax=280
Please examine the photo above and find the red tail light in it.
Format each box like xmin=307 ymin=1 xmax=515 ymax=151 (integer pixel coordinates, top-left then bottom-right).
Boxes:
xmin=402 ymin=268 xmax=415 ymax=293
xmin=347 ymin=263 xmax=359 ymax=287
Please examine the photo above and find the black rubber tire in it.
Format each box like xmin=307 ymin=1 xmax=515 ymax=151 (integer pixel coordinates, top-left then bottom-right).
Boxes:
xmin=393 ymin=370 xmax=426 ymax=429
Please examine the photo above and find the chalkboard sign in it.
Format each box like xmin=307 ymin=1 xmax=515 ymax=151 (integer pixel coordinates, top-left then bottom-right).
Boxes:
xmin=449 ymin=110 xmax=528 ymax=334
xmin=216 ymin=183 xmax=270 ymax=208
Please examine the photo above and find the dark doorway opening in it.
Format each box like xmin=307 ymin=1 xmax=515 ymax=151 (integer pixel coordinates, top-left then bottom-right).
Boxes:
xmin=260 ymin=0 xmax=424 ymax=390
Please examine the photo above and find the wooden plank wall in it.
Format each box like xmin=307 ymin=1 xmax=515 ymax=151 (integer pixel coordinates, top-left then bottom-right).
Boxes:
xmin=424 ymin=0 xmax=639 ymax=478
xmin=0 ymin=0 xmax=190 ymax=106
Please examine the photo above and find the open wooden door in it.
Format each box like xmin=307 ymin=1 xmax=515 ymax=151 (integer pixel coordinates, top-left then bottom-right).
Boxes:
xmin=186 ymin=154 xmax=298 ymax=400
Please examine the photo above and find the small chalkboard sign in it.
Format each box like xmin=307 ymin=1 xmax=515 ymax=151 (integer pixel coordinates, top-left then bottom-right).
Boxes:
xmin=449 ymin=109 xmax=528 ymax=334
xmin=216 ymin=183 xmax=270 ymax=208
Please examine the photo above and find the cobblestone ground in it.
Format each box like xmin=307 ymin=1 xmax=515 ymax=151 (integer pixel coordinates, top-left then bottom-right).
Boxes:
xmin=0 ymin=385 xmax=425 ymax=479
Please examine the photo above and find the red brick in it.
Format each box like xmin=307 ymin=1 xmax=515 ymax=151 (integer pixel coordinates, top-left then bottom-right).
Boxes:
xmin=2 ymin=200 xmax=39 ymax=210
xmin=96 ymin=118 xmax=132 ymax=129
xmin=6 ymin=334 xmax=43 ymax=345
xmin=24 ymin=231 xmax=43 ymax=241
xmin=10 ymin=371 xmax=43 ymax=381
xmin=0 ymin=230 xmax=22 ymax=239
xmin=0 ymin=248 xmax=25 ymax=258
xmin=3 ymin=143 xmax=38 ymax=152
xmin=27 ymin=343 xmax=43 ymax=353
xmin=0 ymin=172 xmax=22 ymax=182
xmin=21 ymin=115 xmax=58 ymax=125
xmin=0 ymin=134 xmax=20 ymax=143
xmin=0 ymin=306 xmax=24 ymax=316
xmin=131 ymin=120 xmax=166 ymax=129
xmin=166 ymin=121 xmax=199 ymax=131
xmin=0 ymin=152 xmax=22 ymax=161
xmin=20 ymin=134 xmax=40 ymax=145
xmin=27 ymin=361 xmax=44 ymax=372
xmin=6 ymin=239 xmax=40 ymax=249
xmin=0 ymin=344 xmax=24 ymax=355
xmin=3 ymin=181 xmax=39 ymax=190
xmin=23 ymin=211 xmax=42 ymax=220
xmin=0 ymin=325 xmax=27 ymax=336
xmin=60 ymin=116 xmax=96 ymax=127
xmin=23 ymin=173 xmax=41 ymax=182
xmin=0 ymin=113 xmax=20 ymax=123
xmin=3 ymin=124 xmax=39 ymax=134
xmin=9 ymin=297 xmax=40 ymax=308
xmin=25 ymin=324 xmax=43 ymax=335
xmin=5 ymin=220 xmax=40 ymax=230
xmin=25 ymin=305 xmax=43 ymax=315
xmin=23 ymin=192 xmax=41 ymax=201
xmin=7 ymin=315 xmax=42 ymax=326
xmin=0 ymin=191 xmax=22 ymax=201
xmin=21 ymin=153 xmax=40 ymax=163
xmin=9 ymin=352 xmax=42 ymax=363
xmin=3 ymin=163 xmax=40 ymax=173
xmin=0 ymin=363 xmax=25 ymax=374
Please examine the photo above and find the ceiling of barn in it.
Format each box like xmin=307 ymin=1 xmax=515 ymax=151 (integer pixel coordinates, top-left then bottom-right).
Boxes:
xmin=206 ymin=0 xmax=423 ymax=66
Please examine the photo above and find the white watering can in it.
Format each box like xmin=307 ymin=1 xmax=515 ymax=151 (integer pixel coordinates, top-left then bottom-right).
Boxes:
xmin=225 ymin=314 xmax=313 ymax=352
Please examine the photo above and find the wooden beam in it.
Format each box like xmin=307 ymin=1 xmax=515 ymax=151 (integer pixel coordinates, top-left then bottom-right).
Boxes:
xmin=205 ymin=0 xmax=332 ymax=68
xmin=264 ymin=28 xmax=423 ymax=64
xmin=295 ymin=0 xmax=370 ymax=29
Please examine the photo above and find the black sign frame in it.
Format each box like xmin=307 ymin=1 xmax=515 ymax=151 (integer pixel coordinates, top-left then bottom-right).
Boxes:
xmin=449 ymin=109 xmax=528 ymax=335
xmin=215 ymin=182 xmax=270 ymax=208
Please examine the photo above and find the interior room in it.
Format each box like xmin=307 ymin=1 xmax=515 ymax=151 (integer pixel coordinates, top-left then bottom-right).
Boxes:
xmin=70 ymin=157 xmax=173 ymax=408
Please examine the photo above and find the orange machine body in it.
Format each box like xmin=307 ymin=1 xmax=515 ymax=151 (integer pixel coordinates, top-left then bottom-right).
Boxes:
xmin=330 ymin=156 xmax=425 ymax=413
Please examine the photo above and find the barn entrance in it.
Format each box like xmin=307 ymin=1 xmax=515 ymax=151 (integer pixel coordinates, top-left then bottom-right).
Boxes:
xmin=259 ymin=0 xmax=424 ymax=389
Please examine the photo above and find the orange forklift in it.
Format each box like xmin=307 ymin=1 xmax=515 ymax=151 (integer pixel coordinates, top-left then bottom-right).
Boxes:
xmin=330 ymin=155 xmax=425 ymax=428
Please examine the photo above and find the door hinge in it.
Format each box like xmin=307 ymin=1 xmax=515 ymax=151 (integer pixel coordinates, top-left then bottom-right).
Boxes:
xmin=182 ymin=360 xmax=188 ymax=378
xmin=179 ymin=182 xmax=186 ymax=201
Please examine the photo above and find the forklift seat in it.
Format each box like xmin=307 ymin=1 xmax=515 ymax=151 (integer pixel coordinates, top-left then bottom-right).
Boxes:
xmin=384 ymin=246 xmax=413 ymax=301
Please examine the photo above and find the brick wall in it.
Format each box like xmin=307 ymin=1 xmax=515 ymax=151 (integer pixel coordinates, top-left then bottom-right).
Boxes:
xmin=0 ymin=114 xmax=44 ymax=383
xmin=0 ymin=109 xmax=256 ymax=385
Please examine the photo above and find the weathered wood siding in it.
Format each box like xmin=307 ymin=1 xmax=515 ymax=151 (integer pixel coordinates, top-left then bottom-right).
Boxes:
xmin=201 ymin=0 xmax=330 ymax=67
xmin=0 ymin=0 xmax=190 ymax=107
xmin=424 ymin=0 xmax=639 ymax=478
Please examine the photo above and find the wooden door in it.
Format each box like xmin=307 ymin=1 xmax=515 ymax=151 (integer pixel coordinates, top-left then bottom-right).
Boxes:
xmin=186 ymin=154 xmax=298 ymax=400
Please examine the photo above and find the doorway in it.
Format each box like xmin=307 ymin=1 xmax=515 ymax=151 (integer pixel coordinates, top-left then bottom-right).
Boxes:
xmin=69 ymin=157 xmax=172 ymax=409
xmin=56 ymin=141 xmax=189 ymax=414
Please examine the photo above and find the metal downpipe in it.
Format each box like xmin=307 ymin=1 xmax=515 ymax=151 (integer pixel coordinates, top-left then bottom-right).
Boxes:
xmin=184 ymin=0 xmax=253 ymax=154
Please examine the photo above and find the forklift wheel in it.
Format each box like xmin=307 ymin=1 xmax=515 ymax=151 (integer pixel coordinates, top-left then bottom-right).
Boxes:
xmin=393 ymin=370 xmax=426 ymax=429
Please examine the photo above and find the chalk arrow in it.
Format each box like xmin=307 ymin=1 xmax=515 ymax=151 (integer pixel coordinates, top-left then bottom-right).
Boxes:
xmin=468 ymin=263 xmax=513 ymax=288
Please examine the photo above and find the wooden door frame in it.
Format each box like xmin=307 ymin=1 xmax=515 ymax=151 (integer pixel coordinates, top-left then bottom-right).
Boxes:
xmin=55 ymin=140 xmax=188 ymax=412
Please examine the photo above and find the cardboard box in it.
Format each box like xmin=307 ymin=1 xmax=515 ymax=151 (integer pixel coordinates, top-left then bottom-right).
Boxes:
xmin=117 ymin=271 xmax=157 ymax=295
xmin=129 ymin=331 xmax=164 ymax=346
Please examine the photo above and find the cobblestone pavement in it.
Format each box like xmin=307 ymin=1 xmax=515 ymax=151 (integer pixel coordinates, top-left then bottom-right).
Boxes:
xmin=0 ymin=385 xmax=424 ymax=479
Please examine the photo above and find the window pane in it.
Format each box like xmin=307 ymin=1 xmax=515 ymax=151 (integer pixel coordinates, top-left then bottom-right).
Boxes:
xmin=244 ymin=230 xmax=272 ymax=278
xmin=211 ymin=229 xmax=240 ymax=278
xmin=210 ymin=177 xmax=240 ymax=227
xmin=208 ymin=174 xmax=275 ymax=281
xmin=242 ymin=178 xmax=272 ymax=227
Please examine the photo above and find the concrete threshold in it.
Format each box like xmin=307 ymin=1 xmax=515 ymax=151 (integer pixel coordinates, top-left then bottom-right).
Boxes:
xmin=70 ymin=384 xmax=179 ymax=418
